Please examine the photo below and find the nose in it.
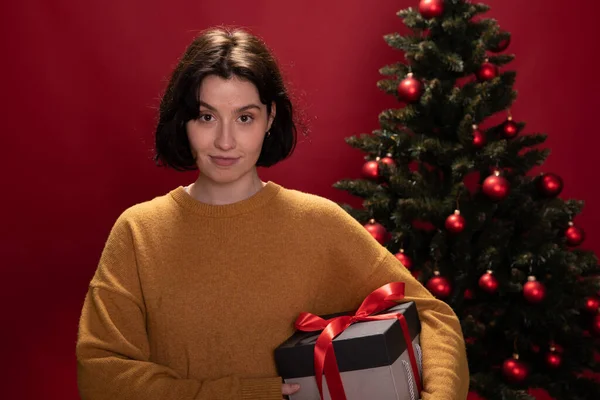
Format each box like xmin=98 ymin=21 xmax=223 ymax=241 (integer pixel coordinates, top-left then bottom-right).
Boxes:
xmin=214 ymin=121 xmax=236 ymax=151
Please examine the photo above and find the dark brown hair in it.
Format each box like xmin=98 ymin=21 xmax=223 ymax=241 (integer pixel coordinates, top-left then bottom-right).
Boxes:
xmin=154 ymin=27 xmax=298 ymax=171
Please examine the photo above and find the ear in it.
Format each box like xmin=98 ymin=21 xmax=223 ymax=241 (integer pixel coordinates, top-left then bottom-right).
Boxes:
xmin=267 ymin=102 xmax=276 ymax=131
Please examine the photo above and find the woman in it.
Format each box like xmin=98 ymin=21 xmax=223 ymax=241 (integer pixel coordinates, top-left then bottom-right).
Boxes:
xmin=76 ymin=27 xmax=469 ymax=400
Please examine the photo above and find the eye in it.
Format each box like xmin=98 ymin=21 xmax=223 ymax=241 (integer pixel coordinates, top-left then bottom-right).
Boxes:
xmin=198 ymin=114 xmax=214 ymax=122
xmin=238 ymin=114 xmax=254 ymax=124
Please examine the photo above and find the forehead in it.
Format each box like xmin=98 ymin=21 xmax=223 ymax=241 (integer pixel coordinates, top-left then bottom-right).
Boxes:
xmin=198 ymin=75 xmax=263 ymax=107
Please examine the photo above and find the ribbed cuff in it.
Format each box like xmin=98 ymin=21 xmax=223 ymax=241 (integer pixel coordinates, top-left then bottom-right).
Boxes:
xmin=240 ymin=377 xmax=282 ymax=400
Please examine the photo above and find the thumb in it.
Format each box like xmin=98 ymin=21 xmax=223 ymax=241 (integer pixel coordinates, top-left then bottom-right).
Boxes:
xmin=281 ymin=383 xmax=301 ymax=395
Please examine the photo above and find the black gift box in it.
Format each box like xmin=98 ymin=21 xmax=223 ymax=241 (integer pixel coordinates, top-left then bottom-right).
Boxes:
xmin=274 ymin=302 xmax=422 ymax=400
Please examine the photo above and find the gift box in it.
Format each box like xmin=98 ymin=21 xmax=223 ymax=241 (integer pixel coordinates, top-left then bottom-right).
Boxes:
xmin=274 ymin=298 xmax=422 ymax=400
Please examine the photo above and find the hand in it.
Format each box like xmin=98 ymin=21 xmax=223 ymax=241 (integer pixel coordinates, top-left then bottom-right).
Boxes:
xmin=281 ymin=383 xmax=300 ymax=399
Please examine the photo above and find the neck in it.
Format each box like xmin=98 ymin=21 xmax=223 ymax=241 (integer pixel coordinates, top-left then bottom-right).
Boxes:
xmin=188 ymin=170 xmax=265 ymax=205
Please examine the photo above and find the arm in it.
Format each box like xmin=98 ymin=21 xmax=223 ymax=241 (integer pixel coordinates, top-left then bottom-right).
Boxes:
xmin=76 ymin=212 xmax=282 ymax=400
xmin=362 ymin=251 xmax=470 ymax=400
xmin=313 ymin=203 xmax=469 ymax=400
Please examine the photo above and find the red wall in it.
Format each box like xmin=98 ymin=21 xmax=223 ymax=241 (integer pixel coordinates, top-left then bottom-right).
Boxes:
xmin=1 ymin=0 xmax=598 ymax=398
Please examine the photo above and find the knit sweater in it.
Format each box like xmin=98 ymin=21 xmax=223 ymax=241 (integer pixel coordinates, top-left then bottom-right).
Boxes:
xmin=76 ymin=181 xmax=469 ymax=400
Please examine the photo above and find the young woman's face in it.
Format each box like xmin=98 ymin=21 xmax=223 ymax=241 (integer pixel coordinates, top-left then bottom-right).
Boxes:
xmin=186 ymin=75 xmax=275 ymax=185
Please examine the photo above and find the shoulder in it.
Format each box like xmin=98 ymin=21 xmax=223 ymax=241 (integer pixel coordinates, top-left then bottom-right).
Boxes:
xmin=278 ymin=187 xmax=342 ymax=214
xmin=276 ymin=186 xmax=363 ymax=231
xmin=275 ymin=186 xmax=388 ymax=282
xmin=111 ymin=189 xmax=179 ymax=233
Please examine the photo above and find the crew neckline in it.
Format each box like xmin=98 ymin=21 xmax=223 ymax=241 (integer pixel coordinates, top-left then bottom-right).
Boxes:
xmin=169 ymin=181 xmax=282 ymax=217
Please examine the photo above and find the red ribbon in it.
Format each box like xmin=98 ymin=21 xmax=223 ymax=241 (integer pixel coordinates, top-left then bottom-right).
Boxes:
xmin=294 ymin=282 xmax=422 ymax=400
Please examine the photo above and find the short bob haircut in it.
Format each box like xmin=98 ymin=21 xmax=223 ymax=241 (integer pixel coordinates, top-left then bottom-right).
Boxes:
xmin=154 ymin=27 xmax=298 ymax=171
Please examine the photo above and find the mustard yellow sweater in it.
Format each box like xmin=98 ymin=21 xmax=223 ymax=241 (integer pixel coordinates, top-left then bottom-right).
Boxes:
xmin=76 ymin=182 xmax=469 ymax=399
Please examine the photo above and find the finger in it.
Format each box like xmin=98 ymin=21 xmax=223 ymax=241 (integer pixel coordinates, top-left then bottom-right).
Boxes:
xmin=281 ymin=383 xmax=301 ymax=395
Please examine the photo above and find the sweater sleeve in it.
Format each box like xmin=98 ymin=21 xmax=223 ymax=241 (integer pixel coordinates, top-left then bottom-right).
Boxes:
xmin=76 ymin=212 xmax=282 ymax=400
xmin=362 ymin=251 xmax=470 ymax=400
xmin=313 ymin=203 xmax=469 ymax=400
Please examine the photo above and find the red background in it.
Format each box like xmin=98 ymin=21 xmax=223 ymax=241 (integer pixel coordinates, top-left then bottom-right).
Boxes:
xmin=1 ymin=0 xmax=598 ymax=398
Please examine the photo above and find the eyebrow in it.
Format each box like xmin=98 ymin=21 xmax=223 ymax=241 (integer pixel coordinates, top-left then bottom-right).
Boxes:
xmin=199 ymin=101 xmax=262 ymax=113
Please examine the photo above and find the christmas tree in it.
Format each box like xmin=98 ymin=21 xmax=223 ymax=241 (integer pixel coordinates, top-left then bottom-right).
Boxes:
xmin=334 ymin=1 xmax=600 ymax=399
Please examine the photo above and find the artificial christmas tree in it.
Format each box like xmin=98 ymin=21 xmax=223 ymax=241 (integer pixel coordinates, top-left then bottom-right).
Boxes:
xmin=334 ymin=1 xmax=600 ymax=398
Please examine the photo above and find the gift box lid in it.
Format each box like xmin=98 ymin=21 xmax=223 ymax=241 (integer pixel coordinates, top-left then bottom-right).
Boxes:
xmin=274 ymin=301 xmax=420 ymax=379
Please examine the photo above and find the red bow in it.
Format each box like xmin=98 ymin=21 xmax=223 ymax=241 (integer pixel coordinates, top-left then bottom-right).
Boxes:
xmin=294 ymin=282 xmax=422 ymax=400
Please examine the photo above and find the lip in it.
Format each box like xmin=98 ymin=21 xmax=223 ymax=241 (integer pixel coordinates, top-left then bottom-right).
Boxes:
xmin=210 ymin=156 xmax=240 ymax=167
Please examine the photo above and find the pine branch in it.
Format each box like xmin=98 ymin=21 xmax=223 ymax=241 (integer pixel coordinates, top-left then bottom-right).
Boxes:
xmin=411 ymin=136 xmax=448 ymax=159
xmin=470 ymin=372 xmax=535 ymax=400
xmin=443 ymin=52 xmax=466 ymax=73
xmin=487 ymin=54 xmax=516 ymax=66
xmin=379 ymin=62 xmax=408 ymax=77
xmin=388 ymin=171 xmax=422 ymax=198
xmin=397 ymin=197 xmax=449 ymax=220
xmin=465 ymin=4 xmax=492 ymax=20
xmin=469 ymin=39 xmax=491 ymax=67
xmin=480 ymin=139 xmax=508 ymax=160
xmin=448 ymin=85 xmax=463 ymax=105
xmin=384 ymin=33 xmax=422 ymax=52
xmin=476 ymin=18 xmax=500 ymax=38
xmin=420 ymin=78 xmax=442 ymax=110
xmin=546 ymin=377 xmax=600 ymax=400
xmin=441 ymin=16 xmax=469 ymax=36
xmin=457 ymin=117 xmax=479 ymax=146
xmin=506 ymin=134 xmax=548 ymax=152
xmin=572 ymin=250 xmax=600 ymax=276
xmin=478 ymin=18 xmax=501 ymax=44
xmin=344 ymin=133 xmax=392 ymax=154
xmin=397 ymin=8 xmax=428 ymax=30
xmin=377 ymin=78 xmax=399 ymax=96
xmin=565 ymin=199 xmax=585 ymax=216
xmin=333 ymin=179 xmax=383 ymax=199
xmin=451 ymin=157 xmax=476 ymax=181
xmin=462 ymin=71 xmax=518 ymax=123
xmin=379 ymin=106 xmax=419 ymax=125
xmin=413 ymin=41 xmax=469 ymax=77
xmin=509 ymin=148 xmax=550 ymax=174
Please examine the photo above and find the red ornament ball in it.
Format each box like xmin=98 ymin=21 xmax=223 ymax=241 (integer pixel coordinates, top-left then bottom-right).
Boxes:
xmin=380 ymin=155 xmax=396 ymax=169
xmin=472 ymin=125 xmax=486 ymax=148
xmin=593 ymin=314 xmax=600 ymax=335
xmin=476 ymin=61 xmax=499 ymax=81
xmin=445 ymin=210 xmax=465 ymax=234
xmin=478 ymin=271 xmax=499 ymax=294
xmin=397 ymin=73 xmax=424 ymax=103
xmin=523 ymin=276 xmax=546 ymax=303
xmin=490 ymin=34 xmax=511 ymax=53
xmin=362 ymin=160 xmax=379 ymax=180
xmin=419 ymin=0 xmax=444 ymax=19
xmin=364 ymin=220 xmax=389 ymax=245
xmin=502 ymin=356 xmax=529 ymax=383
xmin=545 ymin=352 xmax=562 ymax=368
xmin=565 ymin=223 xmax=585 ymax=247
xmin=584 ymin=297 xmax=600 ymax=314
xmin=426 ymin=275 xmax=452 ymax=299
xmin=538 ymin=173 xmax=563 ymax=197
xmin=482 ymin=172 xmax=510 ymax=201
xmin=502 ymin=118 xmax=519 ymax=139
xmin=395 ymin=251 xmax=413 ymax=270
